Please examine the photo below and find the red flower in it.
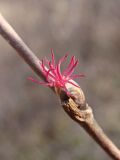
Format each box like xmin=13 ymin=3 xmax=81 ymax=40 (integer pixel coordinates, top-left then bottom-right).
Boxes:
xmin=28 ymin=50 xmax=84 ymax=96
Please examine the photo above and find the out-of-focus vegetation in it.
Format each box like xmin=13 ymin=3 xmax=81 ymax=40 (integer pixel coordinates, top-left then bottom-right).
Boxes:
xmin=0 ymin=1 xmax=120 ymax=160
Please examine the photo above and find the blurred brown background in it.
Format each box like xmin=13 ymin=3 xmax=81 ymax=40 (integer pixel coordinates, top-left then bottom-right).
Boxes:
xmin=0 ymin=0 xmax=120 ymax=160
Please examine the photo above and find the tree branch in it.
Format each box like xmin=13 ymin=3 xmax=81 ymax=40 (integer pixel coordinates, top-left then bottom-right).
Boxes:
xmin=0 ymin=13 xmax=46 ymax=82
xmin=60 ymin=94 xmax=120 ymax=160
xmin=0 ymin=13 xmax=120 ymax=160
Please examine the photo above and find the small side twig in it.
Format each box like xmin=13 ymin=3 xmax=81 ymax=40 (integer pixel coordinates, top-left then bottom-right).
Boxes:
xmin=0 ymin=13 xmax=120 ymax=160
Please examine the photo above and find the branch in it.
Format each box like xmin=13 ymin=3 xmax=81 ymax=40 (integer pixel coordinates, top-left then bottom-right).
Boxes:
xmin=0 ymin=14 xmax=46 ymax=82
xmin=60 ymin=93 xmax=120 ymax=160
xmin=0 ymin=13 xmax=120 ymax=160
